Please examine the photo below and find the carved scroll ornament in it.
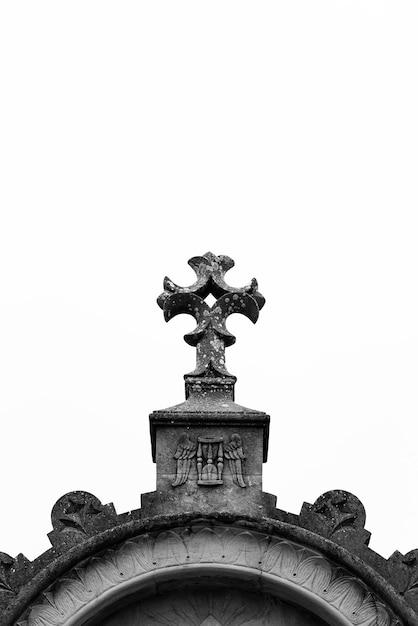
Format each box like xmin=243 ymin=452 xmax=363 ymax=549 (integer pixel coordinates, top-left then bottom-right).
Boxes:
xmin=18 ymin=526 xmax=398 ymax=626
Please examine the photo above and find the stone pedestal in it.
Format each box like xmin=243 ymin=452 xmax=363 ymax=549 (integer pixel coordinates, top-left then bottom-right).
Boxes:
xmin=142 ymin=380 xmax=272 ymax=518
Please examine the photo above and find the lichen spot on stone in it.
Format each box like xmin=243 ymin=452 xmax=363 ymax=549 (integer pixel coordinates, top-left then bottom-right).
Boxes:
xmin=210 ymin=338 xmax=222 ymax=352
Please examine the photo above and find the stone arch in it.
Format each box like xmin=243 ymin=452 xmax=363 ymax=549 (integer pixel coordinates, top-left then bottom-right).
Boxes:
xmin=18 ymin=524 xmax=399 ymax=626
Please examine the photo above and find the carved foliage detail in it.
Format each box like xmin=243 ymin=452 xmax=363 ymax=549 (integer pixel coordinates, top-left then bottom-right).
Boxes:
xmin=0 ymin=552 xmax=32 ymax=617
xmin=20 ymin=527 xmax=396 ymax=626
xmin=0 ymin=552 xmax=15 ymax=596
xmin=0 ymin=551 xmax=33 ymax=616
xmin=388 ymin=549 xmax=418 ymax=614
xmin=402 ymin=549 xmax=418 ymax=595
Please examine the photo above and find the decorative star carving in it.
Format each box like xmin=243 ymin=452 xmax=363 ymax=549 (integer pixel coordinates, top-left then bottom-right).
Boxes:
xmin=157 ymin=252 xmax=265 ymax=378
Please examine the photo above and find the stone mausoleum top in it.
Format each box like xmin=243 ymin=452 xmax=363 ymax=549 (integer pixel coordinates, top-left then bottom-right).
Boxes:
xmin=1 ymin=253 xmax=418 ymax=626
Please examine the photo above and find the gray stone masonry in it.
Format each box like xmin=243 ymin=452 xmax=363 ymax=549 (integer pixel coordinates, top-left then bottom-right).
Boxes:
xmin=2 ymin=253 xmax=418 ymax=626
xmin=144 ymin=382 xmax=270 ymax=517
xmin=144 ymin=252 xmax=271 ymax=517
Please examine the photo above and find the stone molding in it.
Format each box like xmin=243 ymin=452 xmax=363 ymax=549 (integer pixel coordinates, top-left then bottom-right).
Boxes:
xmin=116 ymin=587 xmax=324 ymax=625
xmin=149 ymin=411 xmax=270 ymax=463
xmin=2 ymin=492 xmax=418 ymax=626
xmin=17 ymin=526 xmax=398 ymax=626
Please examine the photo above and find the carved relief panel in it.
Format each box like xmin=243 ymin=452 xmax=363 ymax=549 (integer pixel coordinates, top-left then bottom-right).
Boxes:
xmin=172 ymin=432 xmax=246 ymax=488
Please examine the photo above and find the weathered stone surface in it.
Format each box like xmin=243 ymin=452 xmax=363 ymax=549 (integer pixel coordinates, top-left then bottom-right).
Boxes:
xmin=300 ymin=490 xmax=371 ymax=551
xmin=15 ymin=523 xmax=405 ymax=626
xmin=2 ymin=253 xmax=418 ymax=626
xmin=0 ymin=553 xmax=31 ymax=618
xmin=148 ymin=424 xmax=264 ymax=516
xmin=148 ymin=331 xmax=271 ymax=516
xmin=157 ymin=251 xmax=265 ymax=380
xmin=0 ymin=553 xmax=16 ymax=602
xmin=151 ymin=265 xmax=270 ymax=516
xmin=147 ymin=389 xmax=271 ymax=518
xmin=388 ymin=549 xmax=418 ymax=614
xmin=48 ymin=491 xmax=118 ymax=551
xmin=149 ymin=396 xmax=270 ymax=463
xmin=3 ymin=507 xmax=418 ymax=626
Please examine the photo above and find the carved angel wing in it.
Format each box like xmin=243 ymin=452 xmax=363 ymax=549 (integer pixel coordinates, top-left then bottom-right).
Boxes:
xmin=224 ymin=434 xmax=246 ymax=488
xmin=172 ymin=433 xmax=197 ymax=487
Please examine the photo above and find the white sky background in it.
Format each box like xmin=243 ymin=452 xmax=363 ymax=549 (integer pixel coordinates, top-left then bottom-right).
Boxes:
xmin=1 ymin=1 xmax=418 ymax=563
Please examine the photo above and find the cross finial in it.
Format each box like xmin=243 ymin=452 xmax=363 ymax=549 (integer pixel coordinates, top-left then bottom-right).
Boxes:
xmin=157 ymin=252 xmax=265 ymax=396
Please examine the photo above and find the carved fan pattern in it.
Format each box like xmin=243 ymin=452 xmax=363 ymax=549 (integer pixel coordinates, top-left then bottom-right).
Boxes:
xmin=99 ymin=588 xmax=315 ymax=626
xmin=200 ymin=618 xmax=223 ymax=626
xmin=141 ymin=589 xmax=267 ymax=625
xmin=18 ymin=526 xmax=398 ymax=626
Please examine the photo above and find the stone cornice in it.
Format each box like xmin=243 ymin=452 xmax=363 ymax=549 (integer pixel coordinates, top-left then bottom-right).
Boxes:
xmin=149 ymin=410 xmax=270 ymax=462
xmin=1 ymin=497 xmax=418 ymax=626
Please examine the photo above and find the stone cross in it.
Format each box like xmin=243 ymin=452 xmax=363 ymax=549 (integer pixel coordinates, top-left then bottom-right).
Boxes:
xmin=157 ymin=252 xmax=265 ymax=380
